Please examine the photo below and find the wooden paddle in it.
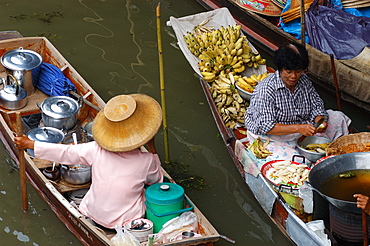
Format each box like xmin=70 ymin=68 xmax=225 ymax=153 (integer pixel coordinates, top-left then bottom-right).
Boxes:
xmin=16 ymin=111 xmax=28 ymax=211
xmin=156 ymin=3 xmax=170 ymax=164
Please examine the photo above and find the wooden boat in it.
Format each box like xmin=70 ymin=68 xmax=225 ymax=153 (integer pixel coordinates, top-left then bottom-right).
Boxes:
xmin=196 ymin=0 xmax=370 ymax=114
xmin=0 ymin=35 xmax=219 ymax=246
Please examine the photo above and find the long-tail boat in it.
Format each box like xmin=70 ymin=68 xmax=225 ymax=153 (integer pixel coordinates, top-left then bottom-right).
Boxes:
xmin=196 ymin=0 xmax=370 ymax=114
xmin=0 ymin=33 xmax=219 ymax=246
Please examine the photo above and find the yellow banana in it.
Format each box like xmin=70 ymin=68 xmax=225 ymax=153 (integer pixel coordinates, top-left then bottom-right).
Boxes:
xmin=230 ymin=56 xmax=239 ymax=66
xmin=201 ymin=71 xmax=216 ymax=77
xmin=233 ymin=65 xmax=245 ymax=73
xmin=236 ymin=48 xmax=244 ymax=56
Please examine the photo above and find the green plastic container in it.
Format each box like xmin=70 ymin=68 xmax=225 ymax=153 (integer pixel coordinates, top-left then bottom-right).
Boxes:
xmin=145 ymin=182 xmax=193 ymax=233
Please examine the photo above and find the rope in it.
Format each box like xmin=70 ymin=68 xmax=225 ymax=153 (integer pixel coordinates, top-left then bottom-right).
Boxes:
xmin=32 ymin=62 xmax=76 ymax=97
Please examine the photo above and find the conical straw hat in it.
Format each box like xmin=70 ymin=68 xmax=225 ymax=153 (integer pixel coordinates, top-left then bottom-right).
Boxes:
xmin=92 ymin=94 xmax=162 ymax=152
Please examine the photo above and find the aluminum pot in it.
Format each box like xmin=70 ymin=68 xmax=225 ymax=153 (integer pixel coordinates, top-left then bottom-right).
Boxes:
xmin=307 ymin=152 xmax=370 ymax=214
xmin=37 ymin=96 xmax=82 ymax=130
xmin=61 ymin=164 xmax=91 ymax=185
xmin=26 ymin=127 xmax=65 ymax=157
xmin=1 ymin=47 xmax=42 ymax=95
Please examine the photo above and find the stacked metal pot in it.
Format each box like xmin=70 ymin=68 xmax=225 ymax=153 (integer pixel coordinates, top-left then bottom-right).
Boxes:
xmin=0 ymin=47 xmax=42 ymax=110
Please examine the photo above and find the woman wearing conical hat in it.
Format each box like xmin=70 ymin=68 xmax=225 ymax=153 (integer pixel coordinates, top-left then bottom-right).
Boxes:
xmin=14 ymin=94 xmax=163 ymax=229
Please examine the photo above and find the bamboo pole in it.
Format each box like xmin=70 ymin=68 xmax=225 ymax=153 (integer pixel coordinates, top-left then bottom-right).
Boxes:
xmin=156 ymin=3 xmax=170 ymax=164
xmin=16 ymin=112 xmax=28 ymax=211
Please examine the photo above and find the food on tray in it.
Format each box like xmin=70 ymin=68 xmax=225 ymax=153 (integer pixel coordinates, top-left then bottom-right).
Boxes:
xmin=266 ymin=160 xmax=309 ymax=187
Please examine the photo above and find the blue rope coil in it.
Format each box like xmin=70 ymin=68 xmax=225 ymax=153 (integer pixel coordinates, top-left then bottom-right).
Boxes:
xmin=32 ymin=62 xmax=76 ymax=97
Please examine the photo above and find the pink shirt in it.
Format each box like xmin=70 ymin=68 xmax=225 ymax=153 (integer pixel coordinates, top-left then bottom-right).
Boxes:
xmin=35 ymin=141 xmax=163 ymax=228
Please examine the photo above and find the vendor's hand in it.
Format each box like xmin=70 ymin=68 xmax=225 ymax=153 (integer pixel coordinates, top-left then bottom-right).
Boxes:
xmin=316 ymin=120 xmax=328 ymax=133
xmin=14 ymin=135 xmax=35 ymax=150
xmin=354 ymin=194 xmax=370 ymax=215
xmin=299 ymin=124 xmax=317 ymax=136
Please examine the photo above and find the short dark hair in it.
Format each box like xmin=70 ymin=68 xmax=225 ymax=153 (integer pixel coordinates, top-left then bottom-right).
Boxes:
xmin=273 ymin=42 xmax=309 ymax=71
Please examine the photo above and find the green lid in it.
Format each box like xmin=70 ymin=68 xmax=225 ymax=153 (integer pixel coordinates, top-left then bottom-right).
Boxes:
xmin=145 ymin=182 xmax=184 ymax=205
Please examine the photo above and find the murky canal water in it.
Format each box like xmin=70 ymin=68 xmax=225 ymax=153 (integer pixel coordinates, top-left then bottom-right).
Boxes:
xmin=0 ymin=0 xmax=367 ymax=245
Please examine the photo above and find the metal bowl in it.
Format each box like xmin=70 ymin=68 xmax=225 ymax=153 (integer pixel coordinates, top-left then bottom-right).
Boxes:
xmin=235 ymin=83 xmax=253 ymax=101
xmin=61 ymin=164 xmax=91 ymax=185
xmin=297 ymin=136 xmax=331 ymax=163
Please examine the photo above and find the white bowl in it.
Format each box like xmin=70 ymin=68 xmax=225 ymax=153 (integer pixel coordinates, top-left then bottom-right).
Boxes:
xmin=235 ymin=83 xmax=253 ymax=101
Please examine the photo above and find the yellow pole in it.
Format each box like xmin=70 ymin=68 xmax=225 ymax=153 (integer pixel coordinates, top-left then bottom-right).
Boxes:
xmin=156 ymin=3 xmax=170 ymax=164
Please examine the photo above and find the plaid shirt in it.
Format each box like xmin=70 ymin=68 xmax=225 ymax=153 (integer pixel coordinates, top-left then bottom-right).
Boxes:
xmin=245 ymin=71 xmax=328 ymax=135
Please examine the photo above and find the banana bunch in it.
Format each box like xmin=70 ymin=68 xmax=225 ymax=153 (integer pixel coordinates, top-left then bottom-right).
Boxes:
xmin=236 ymin=72 xmax=270 ymax=93
xmin=248 ymin=137 xmax=272 ymax=159
xmin=183 ymin=22 xmax=266 ymax=82
xmin=209 ymin=73 xmax=248 ymax=129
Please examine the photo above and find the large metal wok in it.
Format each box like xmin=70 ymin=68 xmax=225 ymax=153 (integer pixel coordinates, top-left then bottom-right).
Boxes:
xmin=308 ymin=152 xmax=370 ymax=214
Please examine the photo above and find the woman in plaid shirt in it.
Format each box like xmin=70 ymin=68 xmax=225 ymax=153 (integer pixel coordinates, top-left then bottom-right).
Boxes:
xmin=245 ymin=42 xmax=350 ymax=162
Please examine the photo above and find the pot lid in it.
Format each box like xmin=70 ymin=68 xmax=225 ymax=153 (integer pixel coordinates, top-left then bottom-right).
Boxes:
xmin=40 ymin=96 xmax=79 ymax=119
xmin=1 ymin=47 xmax=42 ymax=71
xmin=27 ymin=127 xmax=65 ymax=143
xmin=145 ymin=182 xmax=184 ymax=205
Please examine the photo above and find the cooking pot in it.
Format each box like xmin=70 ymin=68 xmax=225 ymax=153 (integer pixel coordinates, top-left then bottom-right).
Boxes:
xmin=61 ymin=164 xmax=91 ymax=185
xmin=26 ymin=127 xmax=65 ymax=157
xmin=308 ymin=152 xmax=370 ymax=214
xmin=0 ymin=74 xmax=27 ymax=110
xmin=1 ymin=47 xmax=42 ymax=95
xmin=37 ymin=96 xmax=83 ymax=130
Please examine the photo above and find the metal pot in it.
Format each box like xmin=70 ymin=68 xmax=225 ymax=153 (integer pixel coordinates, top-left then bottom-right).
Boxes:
xmin=26 ymin=127 xmax=65 ymax=157
xmin=61 ymin=164 xmax=91 ymax=185
xmin=37 ymin=96 xmax=82 ymax=130
xmin=308 ymin=152 xmax=370 ymax=214
xmin=1 ymin=47 xmax=42 ymax=95
xmin=0 ymin=74 xmax=27 ymax=110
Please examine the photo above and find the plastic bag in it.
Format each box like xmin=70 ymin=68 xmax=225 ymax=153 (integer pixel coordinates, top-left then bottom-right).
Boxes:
xmin=110 ymin=225 xmax=140 ymax=246
xmin=154 ymin=212 xmax=199 ymax=243
xmin=298 ymin=182 xmax=313 ymax=213
xmin=305 ymin=0 xmax=370 ymax=60
xmin=306 ymin=220 xmax=331 ymax=245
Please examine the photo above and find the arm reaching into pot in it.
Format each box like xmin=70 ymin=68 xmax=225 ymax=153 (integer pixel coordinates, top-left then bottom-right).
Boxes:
xmin=14 ymin=135 xmax=35 ymax=150
xmin=354 ymin=194 xmax=370 ymax=215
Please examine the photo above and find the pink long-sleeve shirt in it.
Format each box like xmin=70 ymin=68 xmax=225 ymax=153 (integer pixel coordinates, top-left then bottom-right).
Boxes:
xmin=35 ymin=141 xmax=163 ymax=228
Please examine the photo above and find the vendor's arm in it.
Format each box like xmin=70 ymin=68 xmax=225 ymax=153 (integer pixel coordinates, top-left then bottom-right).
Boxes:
xmin=267 ymin=123 xmax=317 ymax=136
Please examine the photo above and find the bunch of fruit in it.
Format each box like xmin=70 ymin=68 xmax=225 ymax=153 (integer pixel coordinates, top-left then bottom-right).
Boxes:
xmin=247 ymin=137 xmax=272 ymax=159
xmin=209 ymin=73 xmax=248 ymax=129
xmin=236 ymin=72 xmax=270 ymax=93
xmin=183 ymin=22 xmax=266 ymax=82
